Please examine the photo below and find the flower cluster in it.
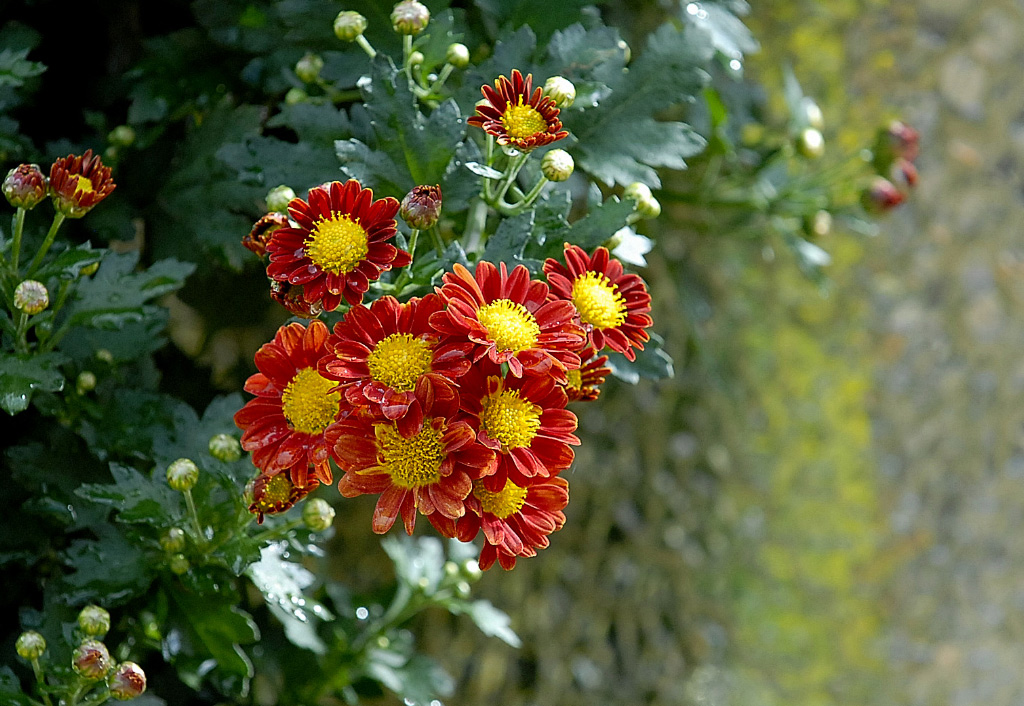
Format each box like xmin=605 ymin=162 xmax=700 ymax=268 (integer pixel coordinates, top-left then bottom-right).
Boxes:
xmin=863 ymin=120 xmax=920 ymax=213
xmin=236 ymin=184 xmax=654 ymax=567
xmin=3 ymin=150 xmax=116 ymax=217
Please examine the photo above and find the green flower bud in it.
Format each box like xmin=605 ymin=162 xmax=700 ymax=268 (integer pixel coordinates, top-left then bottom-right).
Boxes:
xmin=801 ymin=97 xmax=824 ymax=130
xmin=543 ymin=76 xmax=576 ymax=109
xmin=108 ymin=125 xmax=136 ymax=148
xmin=14 ymin=280 xmax=48 ymax=315
xmin=166 ymin=458 xmax=199 ymax=492
xmin=284 ymin=87 xmax=308 ymax=106
xmin=96 ymin=349 xmax=115 ymax=364
xmin=72 ymin=640 xmax=112 ymax=680
xmin=541 ymin=149 xmax=574 ymax=182
xmin=623 ymin=181 xmax=652 ymax=204
xmin=797 ymin=127 xmax=825 ymax=159
xmin=208 ymin=433 xmax=242 ymax=462
xmin=169 ymin=553 xmax=190 ymax=575
xmin=15 ymin=631 xmax=46 ymax=660
xmin=295 ymin=53 xmax=324 ymax=84
xmin=805 ymin=209 xmax=832 ymax=238
xmin=334 ymin=11 xmax=368 ymax=42
xmin=623 ymin=182 xmax=661 ymax=219
xmin=77 ymin=605 xmax=111 ymax=638
xmin=265 ymin=185 xmax=296 ymax=213
xmin=455 ymin=580 xmax=471 ymax=597
xmin=302 ymin=498 xmax=336 ymax=532
xmin=462 ymin=558 xmax=482 ymax=581
xmin=108 ymin=661 xmax=147 ymax=701
xmin=445 ymin=43 xmax=470 ymax=68
xmin=391 ymin=0 xmax=430 ymax=35
xmin=3 ymin=164 xmax=47 ymax=209
xmin=443 ymin=561 xmax=459 ymax=578
xmin=400 ymin=184 xmax=442 ymax=229
xmin=408 ymin=50 xmax=424 ymax=68
xmin=81 ymin=261 xmax=100 ymax=276
xmin=160 ymin=527 xmax=187 ymax=553
xmin=76 ymin=371 xmax=97 ymax=395
xmin=618 ymin=39 xmax=631 ymax=64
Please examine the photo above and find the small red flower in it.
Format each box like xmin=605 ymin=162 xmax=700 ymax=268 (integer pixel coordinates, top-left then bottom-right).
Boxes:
xmin=468 ymin=70 xmax=569 ymax=152
xmin=234 ymin=320 xmax=342 ymax=485
xmin=327 ymin=394 xmax=496 ymax=535
xmin=564 ymin=345 xmax=612 ymax=402
xmin=431 ymin=261 xmax=584 ymax=380
xmin=319 ymin=294 xmax=473 ymax=424
xmin=430 ymin=475 xmax=569 ymax=571
xmin=244 ymin=212 xmax=289 ymax=259
xmin=49 ymin=149 xmax=115 ymax=218
xmin=543 ymin=243 xmax=653 ymax=361
xmin=266 ymin=180 xmax=411 ymax=311
xmin=249 ymin=471 xmax=319 ymax=524
xmin=459 ymin=361 xmax=579 ymax=492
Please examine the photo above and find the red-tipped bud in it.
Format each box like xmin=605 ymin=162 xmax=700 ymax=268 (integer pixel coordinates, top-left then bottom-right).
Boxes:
xmin=399 ymin=184 xmax=442 ymax=230
xmin=862 ymin=177 xmax=906 ymax=213
xmin=889 ymin=157 xmax=918 ymax=191
xmin=243 ymin=212 xmax=289 ymax=259
xmin=269 ymin=281 xmax=324 ymax=318
xmin=108 ymin=661 xmax=147 ymax=700
xmin=72 ymin=640 xmax=112 ymax=680
xmin=3 ymin=164 xmax=47 ymax=209
xmin=391 ymin=0 xmax=430 ymax=35
xmin=886 ymin=120 xmax=920 ymax=162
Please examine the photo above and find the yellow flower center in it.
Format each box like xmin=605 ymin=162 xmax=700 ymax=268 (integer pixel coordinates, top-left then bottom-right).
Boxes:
xmin=472 ymin=478 xmax=528 ymax=519
xmin=565 ymin=368 xmax=582 ymax=392
xmin=366 ymin=333 xmax=433 ymax=392
xmin=73 ymin=175 xmax=95 ymax=196
xmin=476 ymin=299 xmax=540 ymax=352
xmin=304 ymin=213 xmax=369 ymax=274
xmin=256 ymin=474 xmax=294 ymax=509
xmin=480 ymin=389 xmax=541 ymax=450
xmin=570 ymin=272 xmax=627 ymax=330
xmin=376 ymin=422 xmax=445 ymax=489
xmin=281 ymin=367 xmax=340 ymax=435
xmin=501 ymin=100 xmax=548 ymax=140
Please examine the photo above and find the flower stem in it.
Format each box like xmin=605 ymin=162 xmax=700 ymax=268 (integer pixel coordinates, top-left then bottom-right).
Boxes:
xmin=26 ymin=212 xmax=67 ymax=277
xmin=429 ymin=227 xmax=445 ymax=255
xmin=251 ymin=517 xmax=303 ymax=544
xmin=393 ymin=229 xmax=419 ymax=289
xmin=463 ymin=198 xmax=489 ymax=256
xmin=183 ymin=489 xmax=205 ymax=546
xmin=13 ymin=311 xmax=29 ymax=354
xmin=493 ymin=152 xmax=529 ymax=205
xmin=30 ymin=657 xmax=53 ymax=706
xmin=10 ymin=207 xmax=26 ymax=274
xmin=499 ymin=175 xmax=549 ymax=216
xmin=355 ymin=35 xmax=376 ymax=59
xmin=428 ymin=63 xmax=455 ymax=93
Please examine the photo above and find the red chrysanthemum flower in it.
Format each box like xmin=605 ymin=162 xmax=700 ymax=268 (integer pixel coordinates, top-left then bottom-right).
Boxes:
xmin=543 ymin=243 xmax=653 ymax=361
xmin=467 ymin=69 xmax=569 ymax=152
xmin=327 ymin=394 xmax=496 ymax=535
xmin=234 ymin=320 xmax=343 ymax=485
xmin=49 ymin=149 xmax=116 ymax=218
xmin=431 ymin=261 xmax=584 ymax=380
xmin=319 ymin=294 xmax=473 ymax=424
xmin=430 ymin=475 xmax=569 ymax=571
xmin=564 ymin=345 xmax=612 ymax=403
xmin=248 ymin=471 xmax=319 ymax=524
xmin=266 ymin=180 xmax=411 ymax=311
xmin=459 ymin=361 xmax=579 ymax=492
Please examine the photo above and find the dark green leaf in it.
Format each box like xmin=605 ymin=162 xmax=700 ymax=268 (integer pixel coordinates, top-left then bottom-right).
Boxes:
xmin=0 ymin=666 xmax=33 ymax=706
xmin=0 ymin=352 xmax=67 ymax=415
xmin=246 ymin=543 xmax=333 ymax=654
xmin=541 ymin=196 xmax=635 ymax=258
xmin=473 ymin=0 xmax=591 ymax=44
xmin=482 ymin=211 xmax=534 ymax=268
xmin=76 ymin=463 xmax=182 ymax=524
xmin=604 ymin=331 xmax=674 ymax=383
xmin=61 ymin=525 xmax=153 ymax=605
xmin=35 ymin=242 xmax=104 ymax=282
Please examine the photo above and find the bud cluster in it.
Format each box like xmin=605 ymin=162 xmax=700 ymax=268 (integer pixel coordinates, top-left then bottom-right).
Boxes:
xmin=863 ymin=120 xmax=921 ymax=213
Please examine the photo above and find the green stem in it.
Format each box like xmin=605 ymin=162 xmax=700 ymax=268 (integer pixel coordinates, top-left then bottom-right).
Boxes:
xmin=355 ymin=35 xmax=376 ymax=59
xmin=354 ymin=582 xmax=418 ymax=652
xmin=183 ymin=489 xmax=205 ymax=546
xmin=492 ymin=152 xmax=529 ymax=205
xmin=463 ymin=198 xmax=489 ymax=255
xmin=504 ymin=175 xmax=549 ymax=215
xmin=251 ymin=517 xmax=303 ymax=544
xmin=78 ymin=690 xmax=110 ymax=706
xmin=403 ymin=34 xmax=414 ymax=81
xmin=393 ymin=229 xmax=419 ymax=289
xmin=26 ymin=212 xmax=67 ymax=277
xmin=14 ymin=311 xmax=29 ymax=354
xmin=10 ymin=207 xmax=26 ymax=274
xmin=429 ymin=227 xmax=444 ymax=255
xmin=30 ymin=657 xmax=53 ymax=706
xmin=428 ymin=64 xmax=455 ymax=93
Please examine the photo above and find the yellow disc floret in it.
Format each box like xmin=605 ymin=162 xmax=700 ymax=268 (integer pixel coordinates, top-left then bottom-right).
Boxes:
xmin=476 ymin=299 xmax=540 ymax=352
xmin=366 ymin=333 xmax=433 ymax=392
xmin=501 ymin=100 xmax=548 ymax=141
xmin=565 ymin=368 xmax=582 ymax=393
xmin=376 ymin=422 xmax=445 ymax=489
xmin=281 ymin=367 xmax=340 ymax=434
xmin=570 ymin=272 xmax=627 ymax=330
xmin=473 ymin=478 xmax=528 ymax=519
xmin=480 ymin=388 xmax=541 ymax=450
xmin=257 ymin=475 xmax=294 ymax=509
xmin=73 ymin=175 xmax=95 ymax=196
xmin=304 ymin=212 xmax=369 ymax=274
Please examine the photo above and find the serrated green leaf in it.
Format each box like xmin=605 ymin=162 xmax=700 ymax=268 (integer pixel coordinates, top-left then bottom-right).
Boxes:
xmin=76 ymin=463 xmax=182 ymax=524
xmin=266 ymin=101 xmax=351 ymax=144
xmin=365 ymin=650 xmax=455 ymax=706
xmin=604 ymin=331 xmax=674 ymax=383
xmin=681 ymin=2 xmax=758 ymax=60
xmin=35 ymin=242 xmax=104 ymax=281
xmin=473 ymin=0 xmax=591 ymax=44
xmin=0 ymin=352 xmax=67 ymax=415
xmin=482 ymin=211 xmax=534 ymax=267
xmin=77 ymin=389 xmax=193 ymax=463
xmin=449 ymin=599 xmax=522 ymax=648
xmin=382 ymin=535 xmax=445 ymax=593
xmin=61 ymin=525 xmax=153 ymax=605
xmin=247 ymin=543 xmax=333 ymax=654
xmin=0 ymin=666 xmax=33 ymax=706
xmin=541 ymin=196 xmax=635 ymax=258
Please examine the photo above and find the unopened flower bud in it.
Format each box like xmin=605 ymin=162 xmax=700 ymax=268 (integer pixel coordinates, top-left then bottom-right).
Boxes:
xmin=797 ymin=128 xmax=825 ymax=159
xmin=169 ymin=553 xmax=190 ymax=575
xmin=804 ymin=209 xmax=832 ymax=238
xmin=96 ymin=349 xmax=114 ymax=364
xmin=295 ymin=53 xmax=324 ymax=84
xmin=81 ymin=261 xmax=100 ymax=276
xmin=108 ymin=125 xmax=136 ymax=148
xmin=266 ymin=185 xmax=296 ymax=213
xmin=541 ymin=149 xmax=574 ymax=182
xmin=72 ymin=640 xmax=112 ymax=680
xmin=244 ymin=212 xmax=289 ymax=259
xmin=285 ymin=87 xmax=308 ymax=105
xmin=889 ymin=157 xmax=918 ymax=191
xmin=77 ymin=605 xmax=111 ymax=638
xmin=76 ymin=371 xmax=97 ymax=395
xmin=408 ymin=50 xmax=424 ymax=68
xmin=800 ymin=98 xmax=824 ymax=130
xmin=885 ymin=120 xmax=919 ymax=162
xmin=443 ymin=561 xmax=459 ymax=578
xmin=543 ymin=76 xmax=576 ymax=109
xmin=862 ymin=176 xmax=905 ymax=213
xmin=618 ymin=39 xmax=631 ymax=64
xmin=270 ymin=281 xmax=323 ymax=318
xmin=445 ymin=43 xmax=469 ymax=68
xmin=108 ymin=661 xmax=147 ymax=701
xmin=14 ymin=280 xmax=48 ymax=315
xmin=16 ymin=631 xmax=46 ymax=660
xmin=3 ymin=164 xmax=47 ymax=209
xmin=302 ymin=498 xmax=336 ymax=531
xmin=623 ymin=182 xmax=660 ymax=219
xmin=456 ymin=580 xmax=471 ymax=597
xmin=462 ymin=558 xmax=482 ymax=580
xmin=208 ymin=433 xmax=242 ymax=462
xmin=391 ymin=0 xmax=430 ymax=35
xmin=334 ymin=11 xmax=368 ymax=41
xmin=400 ymin=184 xmax=442 ymax=230
xmin=160 ymin=527 xmax=187 ymax=553
xmin=166 ymin=458 xmax=199 ymax=492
